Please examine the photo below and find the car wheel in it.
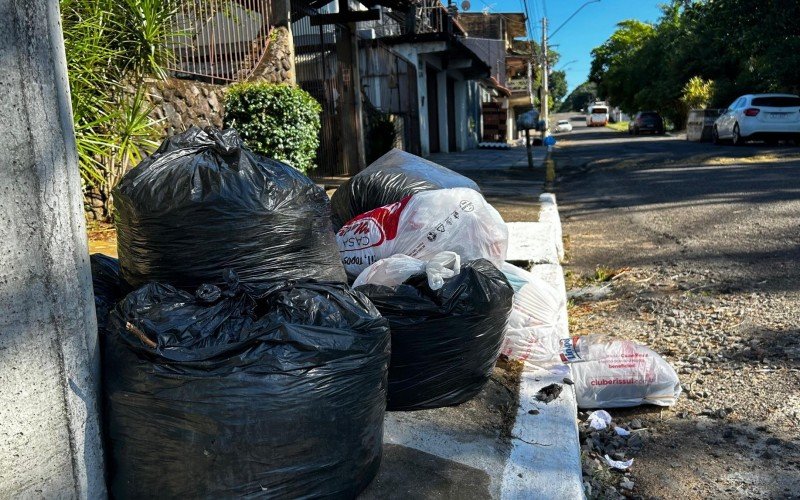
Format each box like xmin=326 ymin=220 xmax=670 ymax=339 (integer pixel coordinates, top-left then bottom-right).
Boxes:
xmin=712 ymin=127 xmax=720 ymax=144
xmin=732 ymin=124 xmax=744 ymax=146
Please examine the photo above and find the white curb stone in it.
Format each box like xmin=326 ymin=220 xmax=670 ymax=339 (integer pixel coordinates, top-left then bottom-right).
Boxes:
xmin=501 ymin=194 xmax=584 ymax=499
xmin=506 ymin=222 xmax=559 ymax=265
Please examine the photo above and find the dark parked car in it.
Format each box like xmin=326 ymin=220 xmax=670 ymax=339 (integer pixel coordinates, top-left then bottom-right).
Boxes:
xmin=628 ymin=111 xmax=665 ymax=135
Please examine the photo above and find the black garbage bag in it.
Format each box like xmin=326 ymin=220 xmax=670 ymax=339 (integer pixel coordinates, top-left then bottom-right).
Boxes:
xmin=357 ymin=259 xmax=513 ymax=411
xmin=330 ymin=148 xmax=480 ymax=228
xmin=90 ymin=253 xmax=121 ymax=332
xmin=113 ymin=126 xmax=346 ymax=290
xmin=103 ymin=273 xmax=390 ymax=499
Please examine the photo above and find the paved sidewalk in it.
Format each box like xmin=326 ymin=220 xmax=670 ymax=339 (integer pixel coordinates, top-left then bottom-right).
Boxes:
xmin=431 ymin=146 xmax=546 ymax=223
xmin=428 ymin=145 xmax=533 ymax=171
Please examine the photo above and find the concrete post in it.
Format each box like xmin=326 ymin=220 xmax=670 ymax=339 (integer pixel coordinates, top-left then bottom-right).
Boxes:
xmin=0 ymin=0 xmax=105 ymax=497
xmin=436 ymin=71 xmax=448 ymax=153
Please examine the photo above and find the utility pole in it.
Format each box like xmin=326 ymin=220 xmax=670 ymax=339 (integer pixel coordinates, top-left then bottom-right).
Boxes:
xmin=541 ymin=16 xmax=549 ymax=138
xmin=1 ymin=0 xmax=105 ymax=496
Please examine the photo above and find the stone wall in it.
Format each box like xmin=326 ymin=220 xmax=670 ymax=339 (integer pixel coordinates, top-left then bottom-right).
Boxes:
xmin=148 ymin=79 xmax=226 ymax=136
xmin=250 ymin=26 xmax=296 ymax=83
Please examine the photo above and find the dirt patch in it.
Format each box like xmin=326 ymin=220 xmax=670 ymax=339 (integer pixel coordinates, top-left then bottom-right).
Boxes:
xmin=87 ymin=221 xmax=117 ymax=257
xmin=566 ymin=267 xmax=800 ymax=499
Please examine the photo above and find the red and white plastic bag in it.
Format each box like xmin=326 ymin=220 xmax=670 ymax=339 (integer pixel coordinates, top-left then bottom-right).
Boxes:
xmin=561 ymin=335 xmax=683 ymax=408
xmin=336 ymin=188 xmax=508 ymax=276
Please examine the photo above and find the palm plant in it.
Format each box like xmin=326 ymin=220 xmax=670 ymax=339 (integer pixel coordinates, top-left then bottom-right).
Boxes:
xmin=61 ymin=0 xmax=178 ymax=218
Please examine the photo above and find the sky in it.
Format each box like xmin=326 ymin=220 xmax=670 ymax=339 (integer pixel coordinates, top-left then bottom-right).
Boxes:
xmin=476 ymin=0 xmax=665 ymax=93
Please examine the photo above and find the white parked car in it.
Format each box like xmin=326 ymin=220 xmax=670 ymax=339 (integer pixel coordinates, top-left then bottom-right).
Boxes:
xmin=712 ymin=93 xmax=800 ymax=145
xmin=555 ymin=120 xmax=573 ymax=133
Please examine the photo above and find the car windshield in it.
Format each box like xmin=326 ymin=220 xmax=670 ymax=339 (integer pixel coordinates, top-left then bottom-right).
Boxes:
xmin=641 ymin=113 xmax=659 ymax=119
xmin=592 ymin=108 xmax=608 ymax=114
xmin=751 ymin=96 xmax=800 ymax=107
xmin=558 ymin=120 xmax=569 ymax=124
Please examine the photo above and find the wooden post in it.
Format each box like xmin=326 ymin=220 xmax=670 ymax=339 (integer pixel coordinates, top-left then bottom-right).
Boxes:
xmin=335 ymin=21 xmax=366 ymax=174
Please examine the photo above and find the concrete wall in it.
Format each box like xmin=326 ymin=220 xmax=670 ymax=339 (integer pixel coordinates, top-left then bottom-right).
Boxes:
xmin=454 ymin=77 xmax=468 ymax=151
xmin=0 ymin=0 xmax=105 ymax=497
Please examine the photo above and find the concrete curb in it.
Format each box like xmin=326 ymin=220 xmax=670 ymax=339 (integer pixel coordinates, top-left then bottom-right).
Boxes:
xmin=505 ymin=195 xmax=564 ymax=267
xmin=500 ymin=194 xmax=584 ymax=499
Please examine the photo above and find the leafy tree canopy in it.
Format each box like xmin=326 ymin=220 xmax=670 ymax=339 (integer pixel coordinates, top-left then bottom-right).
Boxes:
xmin=588 ymin=0 xmax=800 ymax=127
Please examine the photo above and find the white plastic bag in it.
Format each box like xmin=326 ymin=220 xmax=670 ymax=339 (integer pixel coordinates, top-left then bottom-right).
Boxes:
xmin=561 ymin=335 xmax=682 ymax=408
xmin=499 ymin=263 xmax=564 ymax=365
xmin=336 ymin=188 xmax=507 ymax=276
xmin=353 ymin=252 xmax=460 ymax=291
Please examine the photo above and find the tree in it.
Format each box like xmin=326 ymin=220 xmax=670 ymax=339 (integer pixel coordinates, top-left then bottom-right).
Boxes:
xmin=548 ymin=70 xmax=568 ymax=107
xmin=559 ymin=81 xmax=598 ymax=112
xmin=589 ymin=19 xmax=655 ymax=114
xmin=589 ymin=0 xmax=800 ymax=127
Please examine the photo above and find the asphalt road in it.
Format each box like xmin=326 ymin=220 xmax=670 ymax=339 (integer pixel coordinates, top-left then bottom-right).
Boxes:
xmin=556 ymin=116 xmax=800 ymax=292
xmin=554 ymin=119 xmax=800 ymax=498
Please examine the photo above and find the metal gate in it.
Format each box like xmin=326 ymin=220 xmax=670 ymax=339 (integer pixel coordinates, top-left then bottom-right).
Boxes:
xmin=166 ymin=0 xmax=273 ymax=83
xmin=291 ymin=8 xmax=345 ymax=176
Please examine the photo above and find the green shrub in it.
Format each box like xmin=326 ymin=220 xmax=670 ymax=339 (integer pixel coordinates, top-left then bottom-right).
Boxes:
xmin=224 ymin=83 xmax=322 ymax=173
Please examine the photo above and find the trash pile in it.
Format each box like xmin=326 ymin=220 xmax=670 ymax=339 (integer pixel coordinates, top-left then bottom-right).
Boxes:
xmin=579 ymin=409 xmax=647 ymax=498
xmin=105 ymin=275 xmax=389 ymax=498
xmin=93 ymin=127 xmax=388 ymax=498
xmin=560 ymin=335 xmax=682 ymax=408
xmin=329 ymin=152 xmax=518 ymax=412
xmin=86 ymin=127 xmax=682 ymax=496
xmin=336 ymin=187 xmax=508 ymax=277
xmin=496 ymin=264 xmax=682 ymax=410
xmin=114 ymin=127 xmax=346 ymax=290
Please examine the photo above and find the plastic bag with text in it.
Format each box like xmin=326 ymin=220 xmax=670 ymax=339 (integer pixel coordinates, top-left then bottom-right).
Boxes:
xmin=336 ymin=188 xmax=508 ymax=277
xmin=498 ymin=263 xmax=564 ymax=366
xmin=330 ymin=148 xmax=480 ymax=228
xmin=561 ymin=335 xmax=682 ymax=408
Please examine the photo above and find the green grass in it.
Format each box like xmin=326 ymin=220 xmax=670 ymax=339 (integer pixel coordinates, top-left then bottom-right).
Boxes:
xmin=606 ymin=121 xmax=629 ymax=132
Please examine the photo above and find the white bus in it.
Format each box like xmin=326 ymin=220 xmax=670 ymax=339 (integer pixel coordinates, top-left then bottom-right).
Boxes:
xmin=586 ymin=103 xmax=609 ymax=127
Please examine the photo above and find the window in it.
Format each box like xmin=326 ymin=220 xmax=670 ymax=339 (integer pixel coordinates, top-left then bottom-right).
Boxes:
xmin=751 ymin=96 xmax=800 ymax=107
xmin=592 ymin=108 xmax=608 ymax=114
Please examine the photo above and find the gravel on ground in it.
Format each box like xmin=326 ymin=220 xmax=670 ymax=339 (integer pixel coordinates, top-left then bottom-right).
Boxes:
xmin=556 ymin=123 xmax=800 ymax=499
